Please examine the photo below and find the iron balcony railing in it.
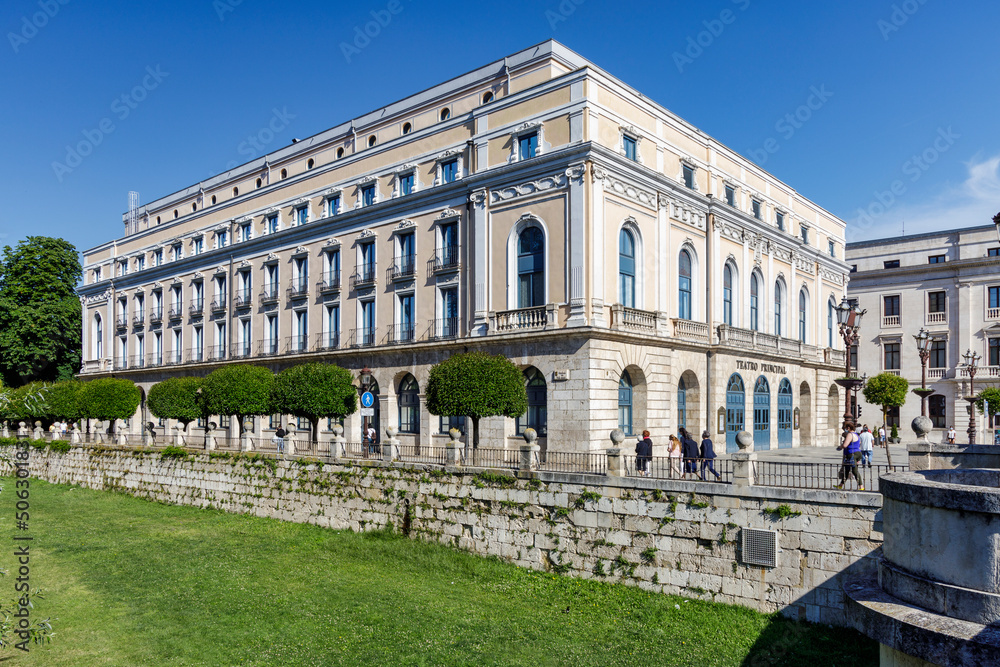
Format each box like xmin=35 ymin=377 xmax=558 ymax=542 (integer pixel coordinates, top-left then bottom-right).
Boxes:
xmin=132 ymin=313 xmax=145 ymax=327
xmin=256 ymin=339 xmax=280 ymax=357
xmin=234 ymin=290 xmax=253 ymax=309
xmin=187 ymin=347 xmax=205 ymax=363
xmin=149 ymin=308 xmax=162 ymax=324
xmin=167 ymin=307 xmax=183 ymax=321
xmin=146 ymin=353 xmax=163 ymax=367
xmin=116 ymin=315 xmax=128 ymax=330
xmin=164 ymin=350 xmax=183 ymax=366
xmin=429 ymin=245 xmax=461 ymax=274
xmin=284 ymin=335 xmax=309 ymax=354
xmin=208 ymin=345 xmax=227 ymax=361
xmin=189 ymin=299 xmax=204 ymax=316
xmin=287 ymin=280 xmax=308 ymax=300
xmin=317 ymin=272 xmax=341 ymax=294
xmin=260 ymin=285 xmax=279 ymax=306
xmin=431 ymin=317 xmax=460 ymax=340
xmin=351 ymin=327 xmax=376 ymax=348
xmin=130 ymin=354 xmax=146 ymax=369
xmin=390 ymin=324 xmax=415 ymax=344
xmin=210 ymin=297 xmax=227 ymax=314
xmin=230 ymin=342 xmax=253 ymax=360
xmin=350 ymin=266 xmax=377 ymax=290
xmin=388 ymin=254 xmax=416 ymax=281
xmin=315 ymin=333 xmax=340 ymax=351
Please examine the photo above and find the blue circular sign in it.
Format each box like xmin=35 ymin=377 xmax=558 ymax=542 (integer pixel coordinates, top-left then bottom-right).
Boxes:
xmin=361 ymin=391 xmax=375 ymax=408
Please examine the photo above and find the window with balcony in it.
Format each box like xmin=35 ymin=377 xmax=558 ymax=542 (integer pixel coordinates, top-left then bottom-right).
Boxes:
xmin=883 ymin=295 xmax=901 ymax=326
xmin=989 ymin=286 xmax=1000 ymax=318
xmin=394 ymin=233 xmax=415 ymax=280
xmin=214 ymin=322 xmax=226 ymax=360
xmin=798 ymin=289 xmax=807 ymax=343
xmin=750 ymin=273 xmax=760 ymax=331
xmin=291 ymin=257 xmax=308 ymax=297
xmin=990 ymin=338 xmax=1000 ymax=367
xmin=436 ymin=222 xmax=459 ymax=271
xmin=396 ymin=294 xmax=414 ymax=342
xmin=517 ymin=226 xmax=545 ymax=309
xmin=292 ymin=309 xmax=307 ymax=352
xmin=724 ymin=185 xmax=735 ymax=207
xmin=171 ymin=329 xmax=183 ymax=365
xmin=359 ymin=241 xmax=376 ymax=284
xmin=263 ymin=264 xmax=279 ymax=301
xmin=682 ymin=164 xmax=695 ymax=189
xmin=829 ymin=241 xmax=836 ymax=258
xmin=398 ymin=375 xmax=419 ymax=433
xmin=192 ymin=281 xmax=204 ymax=313
xmin=322 ymin=249 xmax=340 ymax=291
xmin=360 ymin=299 xmax=375 ymax=346
xmin=324 ymin=304 xmax=340 ymax=349
xmin=623 ymin=135 xmax=637 ymax=161
xmin=239 ymin=223 xmax=252 ymax=243
xmin=264 ymin=314 xmax=278 ymax=355
xmin=440 ymin=287 xmax=458 ymax=338
xmin=193 ymin=325 xmax=204 ymax=362
xmin=989 ymin=248 xmax=1000 ymax=257
xmin=722 ymin=264 xmax=733 ymax=326
xmin=678 ymin=250 xmax=693 ymax=321
xmin=928 ymin=254 xmax=946 ymax=264
xmin=236 ymin=270 xmax=252 ymax=307
xmin=518 ymin=132 xmax=538 ymax=161
xmin=238 ymin=318 xmax=251 ymax=357
xmin=930 ymin=339 xmax=947 ymax=368
xmin=884 ymin=342 xmax=901 ymax=371
xmin=618 ymin=229 xmax=636 ymax=308
xmin=774 ymin=280 xmax=785 ymax=336
xmin=362 ymin=184 xmax=376 ymax=207
xmin=441 ymin=159 xmax=458 ymax=184
xmin=752 ymin=200 xmax=761 ymax=220
xmin=927 ymin=291 xmax=946 ymax=322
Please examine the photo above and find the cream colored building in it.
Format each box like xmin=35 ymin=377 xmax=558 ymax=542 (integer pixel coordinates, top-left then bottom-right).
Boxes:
xmin=846 ymin=223 xmax=1000 ymax=442
xmin=78 ymin=40 xmax=850 ymax=453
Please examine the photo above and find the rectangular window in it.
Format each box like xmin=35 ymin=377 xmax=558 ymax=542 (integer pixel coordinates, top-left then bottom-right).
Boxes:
xmin=399 ymin=173 xmax=414 ymax=196
xmin=217 ymin=231 xmax=228 ymax=248
xmin=265 ymin=264 xmax=278 ymax=298
xmin=152 ymin=250 xmax=163 ymax=267
xmin=398 ymin=294 xmax=414 ymax=342
xmin=724 ymin=185 xmax=735 ymax=207
xmin=442 ymin=287 xmax=458 ymax=338
xmin=883 ymin=295 xmax=900 ymax=317
xmin=518 ymin=132 xmax=538 ymax=160
xmin=990 ymin=286 xmax=1000 ymax=310
xmin=325 ymin=304 xmax=340 ymax=348
xmin=752 ymin=200 xmax=761 ymax=220
xmin=93 ymin=267 xmax=102 ymax=282
xmin=928 ymin=291 xmax=946 ymax=313
xmin=239 ymin=318 xmax=251 ymax=357
xmin=220 ymin=416 xmax=231 ymax=430
xmin=294 ymin=310 xmax=307 ymax=351
xmin=296 ymin=206 xmax=308 ymax=226
xmin=623 ymin=135 xmax=637 ymax=161
xmin=361 ymin=300 xmax=375 ymax=345
xmin=990 ymin=338 xmax=1000 ymax=366
xmin=439 ymin=415 xmax=465 ymax=435
xmin=884 ymin=259 xmax=900 ymax=269
xmin=171 ymin=245 xmax=182 ymax=262
xmin=297 ymin=416 xmax=310 ymax=431
xmin=776 ymin=211 xmax=785 ymax=231
xmin=850 ymin=344 xmax=858 ymax=370
xmin=441 ymin=159 xmax=458 ymax=184
xmin=828 ymin=241 xmax=836 ymax=258
xmin=136 ymin=256 xmax=145 ymax=271
xmin=682 ymin=164 xmax=694 ymax=189
xmin=172 ymin=329 xmax=182 ymax=365
xmin=884 ymin=343 xmax=901 ymax=370
xmin=928 ymin=254 xmax=946 ymax=264
xmin=801 ymin=226 xmax=809 ymax=244
xmin=265 ymin=314 xmax=278 ymax=354
xmin=193 ymin=326 xmax=203 ymax=362
xmin=293 ymin=257 xmax=308 ymax=292
xmin=327 ymin=195 xmax=340 ymax=216
xmin=193 ymin=237 xmax=203 ymax=255
xmin=240 ymin=223 xmax=252 ymax=242
xmin=362 ymin=184 xmax=376 ymax=206
xmin=267 ymin=214 xmax=278 ymax=234
xmin=989 ymin=248 xmax=1000 ymax=257
xmin=930 ymin=339 xmax=946 ymax=368
xmin=850 ymin=265 xmax=858 ymax=273
xmin=360 ymin=241 xmax=375 ymax=280
xmin=153 ymin=332 xmax=162 ymax=365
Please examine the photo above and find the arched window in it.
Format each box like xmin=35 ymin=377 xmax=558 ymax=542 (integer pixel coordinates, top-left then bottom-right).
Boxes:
xmin=516 ymin=368 xmax=547 ymax=436
xmin=678 ymin=250 xmax=692 ymax=320
xmin=828 ymin=298 xmax=836 ymax=348
xmin=723 ymin=264 xmax=734 ymax=326
xmin=619 ymin=229 xmax=636 ymax=308
xmin=677 ymin=377 xmax=687 ymax=431
xmin=618 ymin=371 xmax=633 ymax=435
xmin=798 ymin=289 xmax=808 ymax=343
xmin=750 ymin=273 xmax=760 ymax=331
xmin=93 ymin=313 xmax=104 ymax=359
xmin=725 ymin=374 xmax=745 ymax=453
xmin=517 ymin=226 xmax=545 ymax=308
xmin=753 ymin=376 xmax=771 ymax=450
xmin=398 ymin=375 xmax=419 ymax=434
xmin=774 ymin=280 xmax=785 ymax=336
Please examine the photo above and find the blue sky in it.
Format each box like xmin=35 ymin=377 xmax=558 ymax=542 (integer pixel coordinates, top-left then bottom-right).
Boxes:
xmin=2 ymin=0 xmax=998 ymax=258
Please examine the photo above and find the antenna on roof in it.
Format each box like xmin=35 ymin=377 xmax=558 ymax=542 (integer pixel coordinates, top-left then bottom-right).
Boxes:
xmin=901 ymin=219 xmax=905 ymax=237
xmin=127 ymin=191 xmax=139 ymax=235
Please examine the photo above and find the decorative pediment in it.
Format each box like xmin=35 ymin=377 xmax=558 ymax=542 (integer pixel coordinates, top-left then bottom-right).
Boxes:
xmin=396 ymin=219 xmax=416 ymax=230
xmin=322 ymin=187 xmax=342 ymax=197
xmin=134 ymin=286 xmax=145 ymax=294
xmin=514 ymin=121 xmax=541 ymax=134
xmin=266 ymin=252 xmax=279 ymax=262
xmin=171 ymin=277 xmax=183 ymax=285
xmin=215 ymin=266 xmax=227 ymax=274
xmin=238 ymin=260 xmax=251 ymax=268
xmin=292 ymin=246 xmax=309 ymax=256
xmin=358 ymin=174 xmax=378 ymax=185
xmin=679 ymin=155 xmax=699 ymax=168
xmin=358 ymin=229 xmax=376 ymax=239
xmin=620 ymin=124 xmax=641 ymax=137
xmin=215 ymin=224 xmax=229 ymax=233
xmin=265 ymin=206 xmax=278 ymax=214
xmin=153 ymin=282 xmax=162 ymax=289
xmin=323 ymin=237 xmax=341 ymax=248
xmin=395 ymin=163 xmax=416 ymax=173
xmin=193 ymin=272 xmax=204 ymax=280
xmin=438 ymin=208 xmax=460 ymax=220
xmin=293 ymin=197 xmax=308 ymax=206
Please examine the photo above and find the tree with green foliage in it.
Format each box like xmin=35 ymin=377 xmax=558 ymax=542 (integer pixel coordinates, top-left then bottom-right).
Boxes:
xmin=148 ymin=377 xmax=206 ymax=433
xmin=270 ymin=363 xmax=357 ymax=443
xmin=78 ymin=378 xmax=141 ymax=434
xmin=0 ymin=237 xmax=82 ymax=386
xmin=202 ymin=365 xmax=275 ymax=436
xmin=46 ymin=379 xmax=84 ymax=423
xmin=426 ymin=351 xmax=528 ymax=454
xmin=975 ymin=386 xmax=1000 ymax=424
xmin=862 ymin=372 xmax=909 ymax=466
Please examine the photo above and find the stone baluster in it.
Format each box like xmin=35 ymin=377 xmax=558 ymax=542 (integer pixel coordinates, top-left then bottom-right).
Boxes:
xmin=731 ymin=431 xmax=756 ymax=488
xmin=204 ymin=422 xmax=217 ymax=451
xmin=519 ymin=428 xmax=540 ymax=475
xmin=32 ymin=421 xmax=43 ymax=441
xmin=607 ymin=429 xmax=626 ymax=477
xmin=1 ymin=421 xmax=8 ymax=439
xmin=445 ymin=428 xmax=463 ymax=468
xmin=382 ymin=426 xmax=398 ymax=462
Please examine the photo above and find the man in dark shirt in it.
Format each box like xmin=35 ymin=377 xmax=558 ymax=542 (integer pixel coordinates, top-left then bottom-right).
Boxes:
xmin=699 ymin=431 xmax=722 ymax=481
xmin=680 ymin=428 xmax=700 ymax=478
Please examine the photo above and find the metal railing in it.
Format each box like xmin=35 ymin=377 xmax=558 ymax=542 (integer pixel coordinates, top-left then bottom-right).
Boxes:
xmin=315 ymin=333 xmax=340 ymax=351
xmin=431 ymin=317 xmax=459 ymax=340
xmin=256 ymin=339 xmax=280 ymax=357
xmin=538 ymin=451 xmax=607 ymax=475
xmin=164 ymin=351 xmax=183 ymax=366
xmin=287 ymin=280 xmax=308 ymax=300
xmin=149 ymin=308 xmax=163 ymax=324
xmin=146 ymin=353 xmax=163 ymax=367
xmin=132 ymin=314 xmax=145 ymax=327
xmin=189 ymin=299 xmax=204 ymax=316
xmin=210 ymin=297 xmax=227 ymax=314
xmin=469 ymin=448 xmax=518 ymax=469
xmin=388 ymin=255 xmax=416 ymax=281
xmin=131 ymin=354 xmax=146 ymax=369
xmin=260 ymin=285 xmax=279 ymax=305
xmin=208 ymin=345 xmax=227 ymax=361
xmin=754 ymin=461 xmax=907 ymax=492
xmin=115 ymin=316 xmax=128 ymax=330
xmin=168 ymin=307 xmax=183 ymax=321
xmin=389 ymin=324 xmax=415 ymax=344
xmin=623 ymin=456 xmax=732 ymax=482
xmin=351 ymin=267 xmax=377 ymax=290
xmin=187 ymin=347 xmax=205 ymax=363
xmin=396 ymin=444 xmax=447 ymax=465
xmin=230 ymin=343 xmax=253 ymax=360
xmin=284 ymin=335 xmax=308 ymax=354
xmin=351 ymin=328 xmax=376 ymax=348
xmin=234 ymin=291 xmax=253 ymax=309
xmin=317 ymin=272 xmax=341 ymax=293
xmin=429 ymin=246 xmax=461 ymax=274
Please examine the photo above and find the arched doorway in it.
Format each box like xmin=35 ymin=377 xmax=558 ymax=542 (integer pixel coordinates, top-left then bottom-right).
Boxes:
xmin=677 ymin=370 xmax=701 ymax=436
xmin=799 ymin=381 xmax=812 ymax=447
xmin=753 ymin=376 xmax=771 ymax=450
xmin=397 ymin=375 xmax=419 ymax=434
xmin=777 ymin=379 xmax=792 ymax=449
xmin=725 ymin=374 xmax=745 ymax=453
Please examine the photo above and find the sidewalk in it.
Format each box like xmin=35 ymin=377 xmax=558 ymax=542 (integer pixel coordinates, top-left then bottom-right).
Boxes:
xmin=716 ymin=443 xmax=909 ymax=466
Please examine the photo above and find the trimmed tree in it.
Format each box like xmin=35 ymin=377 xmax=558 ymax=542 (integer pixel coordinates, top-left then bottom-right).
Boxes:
xmin=201 ymin=365 xmax=274 ymax=436
xmin=44 ymin=380 xmax=83 ymax=423
xmin=270 ymin=363 xmax=357 ymax=443
xmin=425 ymin=351 xmax=528 ymax=455
xmin=78 ymin=378 xmax=141 ymax=435
xmin=862 ymin=372 xmax=909 ymax=466
xmin=975 ymin=386 xmax=1000 ymax=438
xmin=148 ymin=377 xmax=206 ymax=434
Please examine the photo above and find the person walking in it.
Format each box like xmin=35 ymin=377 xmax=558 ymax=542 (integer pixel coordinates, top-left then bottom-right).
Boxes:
xmin=273 ymin=424 xmax=286 ymax=455
xmin=699 ymin=430 xmax=722 ymax=481
xmin=680 ymin=428 xmax=700 ymax=479
xmin=365 ymin=424 xmax=378 ymax=455
xmin=667 ymin=435 xmax=682 ymax=478
xmin=878 ymin=425 xmax=887 ymax=448
xmin=859 ymin=425 xmax=875 ymax=468
xmin=947 ymin=426 xmax=956 ymax=444
xmin=635 ymin=430 xmax=653 ymax=477
xmin=836 ymin=424 xmax=864 ymax=490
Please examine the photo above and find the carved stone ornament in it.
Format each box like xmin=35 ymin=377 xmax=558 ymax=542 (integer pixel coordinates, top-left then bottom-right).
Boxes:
xmin=395 ymin=163 xmax=416 ymax=174
xmin=438 ymin=208 xmax=460 ymax=220
xmin=490 ymin=172 xmax=568 ymax=204
xmin=772 ymin=244 xmax=793 ymax=262
xmin=819 ymin=267 xmax=846 ymax=286
xmin=358 ymin=229 xmax=377 ymax=239
xmin=514 ymin=121 xmax=541 ymax=133
xmin=603 ymin=175 xmax=657 ymax=210
xmin=266 ymin=252 xmax=279 ymax=261
xmin=658 ymin=194 xmax=672 ymax=210
xmin=469 ymin=189 xmax=487 ymax=206
xmin=153 ymin=282 xmax=162 ymax=289
xmin=794 ymin=253 xmax=815 ymax=274
xmin=194 ymin=272 xmax=204 ymax=279
xmin=84 ymin=290 xmax=111 ymax=305
xmin=718 ymin=221 xmax=744 ymax=243
xmin=265 ymin=206 xmax=278 ymax=214
xmin=215 ymin=266 xmax=227 ymax=274
xmin=396 ymin=219 xmax=416 ymax=230
xmin=215 ymin=224 xmax=229 ymax=232
xmin=293 ymin=197 xmax=308 ymax=206
xmin=293 ymin=246 xmax=308 ymax=256
xmin=322 ymin=187 xmax=341 ymax=197
xmin=669 ymin=200 xmax=707 ymax=230
xmin=237 ymin=260 xmax=249 ymax=268
xmin=172 ymin=277 xmax=183 ymax=285
xmin=134 ymin=285 xmax=145 ymax=294
xmin=358 ymin=174 xmax=378 ymax=184
xmin=592 ymin=165 xmax=609 ymax=181
xmin=679 ymin=155 xmax=698 ymax=168
xmin=324 ymin=237 xmax=341 ymax=247
xmin=565 ymin=163 xmax=586 ymax=183
xmin=620 ymin=124 xmax=640 ymax=137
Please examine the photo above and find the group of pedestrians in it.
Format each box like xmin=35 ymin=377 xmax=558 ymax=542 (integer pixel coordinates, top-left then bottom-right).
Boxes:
xmin=634 ymin=428 xmax=722 ymax=481
xmin=836 ymin=423 xmax=883 ymax=490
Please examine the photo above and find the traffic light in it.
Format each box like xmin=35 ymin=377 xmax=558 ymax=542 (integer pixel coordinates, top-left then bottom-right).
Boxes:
xmin=858 ymin=405 xmax=862 ymax=417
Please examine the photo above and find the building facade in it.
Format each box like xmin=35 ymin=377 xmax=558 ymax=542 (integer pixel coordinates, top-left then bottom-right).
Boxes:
xmin=78 ymin=40 xmax=850 ymax=453
xmin=846 ymin=224 xmax=1000 ymax=442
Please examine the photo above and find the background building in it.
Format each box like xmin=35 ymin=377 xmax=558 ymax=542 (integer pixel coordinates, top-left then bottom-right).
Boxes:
xmin=846 ymin=223 xmax=1000 ymax=441
xmin=78 ymin=40 xmax=850 ymax=453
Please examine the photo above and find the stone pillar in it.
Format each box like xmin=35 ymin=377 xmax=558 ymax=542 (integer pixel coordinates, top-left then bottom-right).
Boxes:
xmin=470 ymin=188 xmax=490 ymax=336
xmin=32 ymin=422 xmax=43 ymax=440
xmin=565 ymin=162 xmax=588 ymax=327
xmin=731 ymin=430 xmax=756 ymax=488
xmin=591 ymin=167 xmax=607 ymax=327
xmin=607 ymin=429 xmax=626 ymax=477
xmin=70 ymin=424 xmax=81 ymax=444
xmin=204 ymin=422 xmax=217 ymax=451
xmin=331 ymin=424 xmax=345 ymax=460
xmin=519 ymin=428 xmax=540 ymax=474
xmin=285 ymin=426 xmax=297 ymax=457
xmin=17 ymin=422 xmax=27 ymax=438
xmin=446 ymin=428 xmax=462 ymax=468
xmin=382 ymin=425 xmax=399 ymax=462
xmin=241 ymin=427 xmax=253 ymax=452
xmin=173 ymin=423 xmax=185 ymax=447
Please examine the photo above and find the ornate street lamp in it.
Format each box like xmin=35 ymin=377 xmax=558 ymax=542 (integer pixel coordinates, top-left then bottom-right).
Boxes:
xmin=912 ymin=328 xmax=935 ymax=417
xmin=359 ymin=365 xmax=372 ymax=389
xmin=834 ymin=296 xmax=867 ymax=431
xmin=962 ymin=349 xmax=981 ymax=445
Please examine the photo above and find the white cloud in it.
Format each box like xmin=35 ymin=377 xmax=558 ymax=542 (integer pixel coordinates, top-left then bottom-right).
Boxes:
xmin=847 ymin=154 xmax=1000 ymax=242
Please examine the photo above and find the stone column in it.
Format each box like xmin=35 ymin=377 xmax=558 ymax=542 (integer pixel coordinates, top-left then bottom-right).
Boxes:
xmin=445 ymin=428 xmax=462 ymax=468
xmin=382 ymin=425 xmax=399 ymax=462
xmin=519 ymin=428 xmax=540 ymax=475
xmin=470 ymin=188 xmax=490 ymax=336
xmin=607 ymin=429 xmax=626 ymax=477
xmin=591 ymin=167 xmax=607 ymax=327
xmin=566 ymin=162 xmax=588 ymax=327
xmin=331 ymin=424 xmax=345 ymax=460
xmin=731 ymin=430 xmax=756 ymax=488
xmin=32 ymin=422 xmax=43 ymax=441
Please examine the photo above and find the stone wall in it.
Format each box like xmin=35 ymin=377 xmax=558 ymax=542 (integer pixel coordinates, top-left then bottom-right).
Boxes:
xmin=11 ymin=444 xmax=883 ymax=626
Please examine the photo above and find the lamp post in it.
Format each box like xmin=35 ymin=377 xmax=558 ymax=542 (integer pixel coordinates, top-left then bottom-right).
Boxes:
xmin=359 ymin=365 xmax=373 ymax=447
xmin=913 ymin=328 xmax=934 ymax=417
xmin=834 ymin=297 xmax=867 ymax=431
xmin=962 ymin=349 xmax=981 ymax=445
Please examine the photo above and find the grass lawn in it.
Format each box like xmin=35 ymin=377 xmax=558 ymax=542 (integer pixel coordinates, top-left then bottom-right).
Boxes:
xmin=0 ymin=478 xmax=877 ymax=666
